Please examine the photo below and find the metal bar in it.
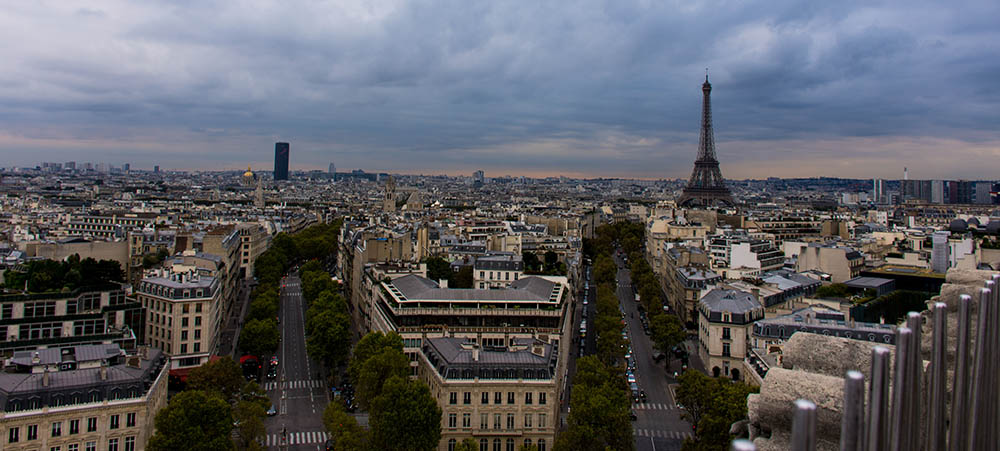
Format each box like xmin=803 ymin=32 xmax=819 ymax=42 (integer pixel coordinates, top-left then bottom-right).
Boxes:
xmin=969 ymin=288 xmax=991 ymax=451
xmin=841 ymin=370 xmax=865 ymax=451
xmin=867 ymin=346 xmax=891 ymax=451
xmin=927 ymin=302 xmax=948 ymax=451
xmin=731 ymin=439 xmax=757 ymax=451
xmin=905 ymin=311 xmax=923 ymax=449
xmin=889 ymin=326 xmax=912 ymax=451
xmin=948 ymin=294 xmax=973 ymax=451
xmin=984 ymin=281 xmax=998 ymax=451
xmin=792 ymin=399 xmax=817 ymax=451
xmin=992 ymin=275 xmax=1000 ymax=451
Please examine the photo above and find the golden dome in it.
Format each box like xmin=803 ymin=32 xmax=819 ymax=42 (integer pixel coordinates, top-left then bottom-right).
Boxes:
xmin=243 ymin=166 xmax=254 ymax=177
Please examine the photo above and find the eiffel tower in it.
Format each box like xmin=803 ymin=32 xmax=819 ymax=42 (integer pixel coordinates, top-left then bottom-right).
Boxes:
xmin=677 ymin=74 xmax=734 ymax=208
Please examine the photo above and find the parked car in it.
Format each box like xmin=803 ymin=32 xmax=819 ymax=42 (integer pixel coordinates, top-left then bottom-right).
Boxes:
xmin=267 ymin=404 xmax=277 ymax=416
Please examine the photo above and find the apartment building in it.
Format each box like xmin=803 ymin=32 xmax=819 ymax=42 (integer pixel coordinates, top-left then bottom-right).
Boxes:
xmin=794 ymin=243 xmax=864 ymax=283
xmin=0 ymin=344 xmax=168 ymax=451
xmin=660 ymin=246 xmax=718 ymax=326
xmin=697 ymin=288 xmax=763 ymax=381
xmin=134 ymin=264 xmax=222 ymax=372
xmin=419 ymin=337 xmax=557 ymax=451
xmin=0 ymin=284 xmax=143 ymax=354
xmin=473 ymin=256 xmax=524 ymax=289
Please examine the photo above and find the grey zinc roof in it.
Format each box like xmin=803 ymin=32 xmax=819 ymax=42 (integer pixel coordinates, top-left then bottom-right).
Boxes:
xmin=426 ymin=337 xmax=551 ymax=366
xmin=388 ymin=274 xmax=558 ymax=303
xmin=699 ymin=288 xmax=761 ymax=314
xmin=10 ymin=344 xmax=123 ymax=367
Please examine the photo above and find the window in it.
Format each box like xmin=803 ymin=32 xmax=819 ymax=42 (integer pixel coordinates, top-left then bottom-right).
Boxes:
xmin=525 ymin=392 xmax=533 ymax=404
xmin=463 ymin=392 xmax=471 ymax=404
xmin=480 ymin=439 xmax=488 ymax=451
xmin=539 ymin=392 xmax=547 ymax=405
xmin=448 ymin=413 xmax=457 ymax=429
xmin=722 ymin=342 xmax=731 ymax=357
xmin=462 ymin=413 xmax=471 ymax=429
xmin=524 ymin=413 xmax=532 ymax=428
xmin=506 ymin=413 xmax=514 ymax=429
xmin=86 ymin=442 xmax=97 ymax=451
xmin=181 ymin=344 xmax=188 ymax=353
xmin=196 ymin=303 xmax=203 ymax=313
xmin=507 ymin=392 xmax=514 ymax=404
xmin=481 ymin=413 xmax=489 ymax=430
xmin=181 ymin=330 xmax=188 ymax=340
xmin=70 ymin=419 xmax=80 ymax=434
xmin=448 ymin=439 xmax=456 ymax=451
xmin=52 ymin=447 xmax=62 ymax=451
xmin=109 ymin=438 xmax=119 ymax=451
xmin=493 ymin=439 xmax=502 ymax=451
xmin=8 ymin=427 xmax=18 ymax=443
xmin=538 ymin=439 xmax=546 ymax=451
xmin=183 ymin=304 xmax=190 ymax=313
xmin=524 ymin=439 xmax=532 ymax=448
xmin=69 ymin=445 xmax=79 ymax=451
xmin=126 ymin=413 xmax=136 ymax=427
xmin=87 ymin=417 xmax=98 ymax=432
xmin=482 ymin=392 xmax=489 ymax=404
xmin=27 ymin=424 xmax=38 ymax=440
xmin=194 ymin=316 xmax=202 ymax=326
xmin=449 ymin=392 xmax=457 ymax=405
xmin=194 ymin=342 xmax=200 ymax=353
xmin=494 ymin=392 xmax=502 ymax=404
xmin=0 ymin=303 xmax=12 ymax=319
xmin=110 ymin=414 xmax=120 ymax=429
xmin=722 ymin=327 xmax=732 ymax=340
xmin=194 ymin=329 xmax=201 ymax=339
xmin=506 ymin=438 xmax=515 ymax=451
xmin=52 ymin=422 xmax=62 ymax=437
xmin=539 ymin=414 xmax=546 ymax=428
xmin=182 ymin=317 xmax=189 ymax=327
xmin=494 ymin=413 xmax=501 ymax=430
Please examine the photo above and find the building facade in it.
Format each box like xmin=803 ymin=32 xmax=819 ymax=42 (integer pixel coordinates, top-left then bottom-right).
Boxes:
xmin=697 ymin=288 xmax=764 ymax=381
xmin=273 ymin=142 xmax=289 ymax=181
xmin=0 ymin=344 xmax=168 ymax=451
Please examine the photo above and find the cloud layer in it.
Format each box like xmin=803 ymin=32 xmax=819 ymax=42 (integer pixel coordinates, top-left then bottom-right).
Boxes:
xmin=1 ymin=0 xmax=997 ymax=179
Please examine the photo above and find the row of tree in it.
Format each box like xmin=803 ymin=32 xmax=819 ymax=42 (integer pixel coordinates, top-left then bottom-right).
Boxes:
xmin=324 ymin=332 xmax=442 ymax=451
xmin=301 ymin=259 xmax=351 ymax=371
xmin=148 ymin=358 xmax=272 ymax=450
xmin=556 ymin=224 xmax=635 ymax=450
xmin=2 ymin=254 xmax=125 ymax=293
xmin=239 ymin=221 xmax=343 ymax=362
xmin=675 ymin=370 xmax=757 ymax=451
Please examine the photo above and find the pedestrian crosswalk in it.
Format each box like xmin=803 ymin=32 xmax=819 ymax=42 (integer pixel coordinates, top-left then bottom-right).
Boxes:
xmin=262 ymin=379 xmax=325 ymax=391
xmin=632 ymin=402 xmax=678 ymax=410
xmin=633 ymin=429 xmax=693 ymax=439
xmin=265 ymin=431 xmax=330 ymax=446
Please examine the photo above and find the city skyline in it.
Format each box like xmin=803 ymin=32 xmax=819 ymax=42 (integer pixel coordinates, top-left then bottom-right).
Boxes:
xmin=1 ymin=1 xmax=998 ymax=179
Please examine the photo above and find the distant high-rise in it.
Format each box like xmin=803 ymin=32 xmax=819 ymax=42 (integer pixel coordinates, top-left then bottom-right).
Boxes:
xmin=153 ymin=165 xmax=159 ymax=173
xmin=274 ymin=142 xmax=290 ymax=180
xmin=677 ymin=75 xmax=734 ymax=208
xmin=473 ymin=170 xmax=484 ymax=183
xmin=123 ymin=163 xmax=130 ymax=172
xmin=328 ymin=162 xmax=336 ymax=175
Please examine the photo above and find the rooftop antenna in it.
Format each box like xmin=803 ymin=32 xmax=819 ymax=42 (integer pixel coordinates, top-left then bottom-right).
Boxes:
xmin=706 ymin=67 xmax=709 ymax=82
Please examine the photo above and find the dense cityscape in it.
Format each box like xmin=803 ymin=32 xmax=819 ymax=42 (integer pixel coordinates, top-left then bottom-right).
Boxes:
xmin=2 ymin=2 xmax=1000 ymax=451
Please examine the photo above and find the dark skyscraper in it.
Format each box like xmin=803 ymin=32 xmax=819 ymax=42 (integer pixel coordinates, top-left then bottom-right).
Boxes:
xmin=677 ymin=75 xmax=734 ymax=207
xmin=274 ymin=142 xmax=289 ymax=180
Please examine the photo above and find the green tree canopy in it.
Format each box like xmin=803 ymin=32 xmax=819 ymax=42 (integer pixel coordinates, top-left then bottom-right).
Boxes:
xmin=232 ymin=400 xmax=267 ymax=451
xmin=306 ymin=310 xmax=352 ymax=368
xmin=240 ymin=318 xmax=279 ymax=359
xmin=186 ymin=357 xmax=245 ymax=403
xmin=676 ymin=370 xmax=757 ymax=451
xmin=649 ymin=312 xmax=686 ymax=365
xmin=368 ymin=376 xmax=442 ymax=451
xmin=425 ymin=257 xmax=452 ymax=282
xmin=323 ymin=400 xmax=369 ymax=450
xmin=455 ymin=438 xmax=478 ymax=451
xmin=147 ymin=390 xmax=234 ymax=451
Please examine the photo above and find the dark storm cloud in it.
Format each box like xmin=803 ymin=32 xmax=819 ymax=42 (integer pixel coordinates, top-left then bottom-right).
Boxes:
xmin=0 ymin=0 xmax=997 ymax=178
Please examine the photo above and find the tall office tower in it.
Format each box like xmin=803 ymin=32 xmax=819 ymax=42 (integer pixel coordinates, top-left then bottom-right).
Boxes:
xmin=931 ymin=231 xmax=950 ymax=273
xmin=328 ymin=162 xmax=336 ymax=175
xmin=873 ymin=179 xmax=885 ymax=204
xmin=123 ymin=163 xmax=130 ymax=172
xmin=473 ymin=169 xmax=485 ymax=183
xmin=677 ymin=75 xmax=734 ymax=207
xmin=64 ymin=161 xmax=76 ymax=171
xmin=274 ymin=142 xmax=290 ymax=180
xmin=154 ymin=165 xmax=160 ymax=173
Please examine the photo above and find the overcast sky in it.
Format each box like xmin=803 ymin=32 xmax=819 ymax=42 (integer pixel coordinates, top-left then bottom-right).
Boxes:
xmin=1 ymin=0 xmax=998 ymax=179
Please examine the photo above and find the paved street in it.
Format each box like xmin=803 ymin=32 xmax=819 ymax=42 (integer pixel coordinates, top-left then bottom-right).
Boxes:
xmin=614 ymin=253 xmax=693 ymax=451
xmin=264 ymin=274 xmax=330 ymax=450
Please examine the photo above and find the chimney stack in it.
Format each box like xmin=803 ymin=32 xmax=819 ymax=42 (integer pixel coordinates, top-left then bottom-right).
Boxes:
xmin=43 ymin=368 xmax=50 ymax=387
xmin=100 ymin=361 xmax=108 ymax=381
